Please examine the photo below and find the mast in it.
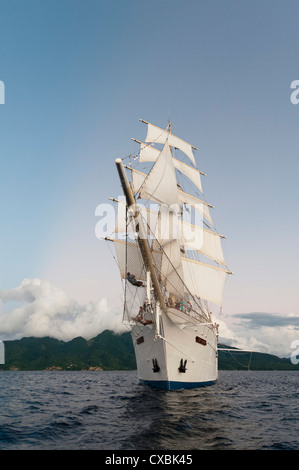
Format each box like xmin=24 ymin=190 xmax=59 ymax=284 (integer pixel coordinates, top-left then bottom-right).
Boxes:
xmin=130 ymin=120 xmax=232 ymax=308
xmin=115 ymin=158 xmax=167 ymax=311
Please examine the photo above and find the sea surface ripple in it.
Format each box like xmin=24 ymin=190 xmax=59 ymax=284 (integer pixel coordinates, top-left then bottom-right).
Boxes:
xmin=0 ymin=370 xmax=298 ymax=450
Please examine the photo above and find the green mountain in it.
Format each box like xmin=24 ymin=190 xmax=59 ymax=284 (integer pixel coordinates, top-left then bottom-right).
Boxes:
xmin=0 ymin=330 xmax=298 ymax=371
xmin=0 ymin=330 xmax=136 ymax=371
xmin=217 ymin=344 xmax=298 ymax=371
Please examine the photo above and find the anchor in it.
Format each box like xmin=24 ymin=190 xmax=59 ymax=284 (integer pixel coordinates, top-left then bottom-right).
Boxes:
xmin=152 ymin=358 xmax=160 ymax=373
xmin=178 ymin=358 xmax=187 ymax=373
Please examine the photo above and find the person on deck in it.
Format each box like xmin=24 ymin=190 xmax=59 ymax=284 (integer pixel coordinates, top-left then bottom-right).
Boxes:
xmin=127 ymin=272 xmax=144 ymax=287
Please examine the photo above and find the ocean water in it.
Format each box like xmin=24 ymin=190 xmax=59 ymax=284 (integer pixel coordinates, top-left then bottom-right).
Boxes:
xmin=0 ymin=370 xmax=298 ymax=451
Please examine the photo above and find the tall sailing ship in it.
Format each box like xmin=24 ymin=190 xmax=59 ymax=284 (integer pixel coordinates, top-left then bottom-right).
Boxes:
xmin=105 ymin=120 xmax=232 ymax=390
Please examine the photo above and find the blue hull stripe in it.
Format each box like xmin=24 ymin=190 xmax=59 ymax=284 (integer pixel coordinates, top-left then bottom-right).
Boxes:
xmin=140 ymin=379 xmax=217 ymax=391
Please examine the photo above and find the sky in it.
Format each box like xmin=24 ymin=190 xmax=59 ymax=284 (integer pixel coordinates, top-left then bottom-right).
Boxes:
xmin=0 ymin=0 xmax=299 ymax=357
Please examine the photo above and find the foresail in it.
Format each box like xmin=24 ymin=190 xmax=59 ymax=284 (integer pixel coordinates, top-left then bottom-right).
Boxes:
xmin=139 ymin=142 xmax=160 ymax=162
xmin=137 ymin=141 xmax=178 ymax=206
xmin=139 ymin=142 xmax=203 ymax=193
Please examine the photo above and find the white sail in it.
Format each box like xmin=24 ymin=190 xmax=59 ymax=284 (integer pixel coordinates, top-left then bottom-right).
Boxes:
xmin=113 ymin=239 xmax=146 ymax=281
xmin=173 ymin=157 xmax=203 ymax=193
xmin=138 ymin=141 xmax=178 ymax=206
xmin=114 ymin=198 xmax=132 ymax=233
xmin=181 ymin=257 xmax=229 ymax=305
xmin=180 ymin=220 xmax=225 ymax=265
xmin=145 ymin=122 xmax=196 ymax=165
xmin=155 ymin=206 xmax=184 ymax=297
xmin=130 ymin=167 xmax=212 ymax=225
xmin=139 ymin=142 xmax=159 ymax=162
xmin=114 ymin=199 xmax=159 ymax=238
xmin=131 ymin=167 xmax=147 ymax=195
xmin=161 ymin=239 xmax=184 ymax=297
xmin=155 ymin=203 xmax=180 ymax=242
xmin=139 ymin=142 xmax=203 ymax=193
xmin=178 ymin=189 xmax=214 ymax=225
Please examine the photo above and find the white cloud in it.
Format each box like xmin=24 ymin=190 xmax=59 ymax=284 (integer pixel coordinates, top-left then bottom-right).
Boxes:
xmin=217 ymin=312 xmax=299 ymax=357
xmin=0 ymin=279 xmax=298 ymax=358
xmin=0 ymin=278 xmax=126 ymax=341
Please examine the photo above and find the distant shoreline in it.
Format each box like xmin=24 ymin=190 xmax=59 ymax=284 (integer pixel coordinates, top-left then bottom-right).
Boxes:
xmin=1 ymin=331 xmax=298 ymax=372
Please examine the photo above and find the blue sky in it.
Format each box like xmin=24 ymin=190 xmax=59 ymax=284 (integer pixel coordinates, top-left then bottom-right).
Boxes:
xmin=0 ymin=0 xmax=299 ymax=356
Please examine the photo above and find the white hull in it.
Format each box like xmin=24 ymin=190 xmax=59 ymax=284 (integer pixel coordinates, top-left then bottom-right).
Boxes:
xmin=130 ymin=308 xmax=218 ymax=390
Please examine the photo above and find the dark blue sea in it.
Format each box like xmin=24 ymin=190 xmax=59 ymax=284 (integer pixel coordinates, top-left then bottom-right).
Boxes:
xmin=0 ymin=370 xmax=298 ymax=451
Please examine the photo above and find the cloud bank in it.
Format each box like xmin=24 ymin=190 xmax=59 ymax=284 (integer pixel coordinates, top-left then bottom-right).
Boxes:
xmin=0 ymin=278 xmax=126 ymax=341
xmin=0 ymin=279 xmax=298 ymax=357
xmin=218 ymin=311 xmax=299 ymax=357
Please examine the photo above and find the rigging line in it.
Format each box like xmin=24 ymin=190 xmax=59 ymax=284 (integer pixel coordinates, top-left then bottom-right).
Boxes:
xmin=138 ymin=210 xmax=207 ymax=319
xmin=125 ymin=123 xmax=169 ymax=169
xmin=124 ymin=204 xmax=128 ymax=320
xmin=145 ymin=335 xmax=160 ymax=362
xmin=224 ymin=350 xmax=253 ymax=369
xmin=124 ymin=258 xmax=145 ymax=319
xmin=123 ymin=197 xmax=208 ymax=320
xmin=161 ymin=335 xmax=196 ymax=362
xmin=166 ymin=308 xmax=200 ymax=327
xmin=110 ymin=201 xmax=137 ymax=321
xmin=203 ymin=220 xmax=212 ymax=230
xmin=105 ymin=238 xmax=130 ymax=319
xmin=105 ymin=238 xmax=120 ymax=271
xmin=122 ymin=202 xmax=149 ymax=320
